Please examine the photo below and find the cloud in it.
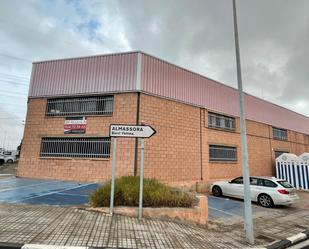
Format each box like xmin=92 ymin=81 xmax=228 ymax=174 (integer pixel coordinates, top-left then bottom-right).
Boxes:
xmin=1 ymin=0 xmax=309 ymax=148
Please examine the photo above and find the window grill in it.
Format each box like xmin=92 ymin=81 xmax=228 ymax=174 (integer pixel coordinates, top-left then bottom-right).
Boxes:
xmin=209 ymin=145 xmax=237 ymax=161
xmin=272 ymin=127 xmax=287 ymax=141
xmin=46 ymin=96 xmax=113 ymax=116
xmin=40 ymin=137 xmax=111 ymax=158
xmin=208 ymin=112 xmax=235 ymax=131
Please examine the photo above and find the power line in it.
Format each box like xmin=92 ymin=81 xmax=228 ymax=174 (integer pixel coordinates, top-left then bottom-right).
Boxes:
xmin=0 ymin=53 xmax=32 ymax=63
xmin=0 ymin=90 xmax=28 ymax=95
xmin=0 ymin=102 xmax=27 ymax=106
xmin=0 ymin=93 xmax=27 ymax=98
xmin=0 ymin=79 xmax=29 ymax=86
xmin=0 ymin=117 xmax=24 ymax=120
xmin=0 ymin=72 xmax=30 ymax=80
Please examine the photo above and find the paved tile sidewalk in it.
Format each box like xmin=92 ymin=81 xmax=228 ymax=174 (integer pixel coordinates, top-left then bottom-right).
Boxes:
xmin=0 ymin=204 xmax=250 ymax=249
xmin=0 ymin=203 xmax=308 ymax=248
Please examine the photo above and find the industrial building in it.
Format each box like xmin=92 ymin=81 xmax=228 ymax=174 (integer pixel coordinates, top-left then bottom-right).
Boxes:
xmin=18 ymin=51 xmax=309 ymax=185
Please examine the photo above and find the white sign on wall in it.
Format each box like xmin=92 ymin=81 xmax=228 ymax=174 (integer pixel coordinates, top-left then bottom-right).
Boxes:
xmin=109 ymin=124 xmax=156 ymax=138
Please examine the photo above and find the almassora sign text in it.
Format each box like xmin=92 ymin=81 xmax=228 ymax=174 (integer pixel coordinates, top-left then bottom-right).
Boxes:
xmin=109 ymin=125 xmax=156 ymax=138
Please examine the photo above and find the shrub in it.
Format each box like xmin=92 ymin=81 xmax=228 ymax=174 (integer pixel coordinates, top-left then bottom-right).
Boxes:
xmin=90 ymin=176 xmax=194 ymax=208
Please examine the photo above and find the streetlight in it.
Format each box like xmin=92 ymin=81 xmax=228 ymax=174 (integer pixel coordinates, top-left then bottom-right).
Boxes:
xmin=232 ymin=0 xmax=254 ymax=244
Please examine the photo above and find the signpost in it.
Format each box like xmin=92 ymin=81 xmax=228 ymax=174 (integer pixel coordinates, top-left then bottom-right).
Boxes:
xmin=109 ymin=124 xmax=156 ymax=218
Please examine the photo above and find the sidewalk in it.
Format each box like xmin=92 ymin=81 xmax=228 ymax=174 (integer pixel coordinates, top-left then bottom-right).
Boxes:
xmin=0 ymin=203 xmax=251 ymax=249
xmin=0 ymin=202 xmax=308 ymax=248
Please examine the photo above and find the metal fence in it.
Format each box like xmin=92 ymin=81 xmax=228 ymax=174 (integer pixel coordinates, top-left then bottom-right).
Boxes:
xmin=276 ymin=161 xmax=309 ymax=190
xmin=40 ymin=137 xmax=111 ymax=158
xmin=46 ymin=96 xmax=113 ymax=116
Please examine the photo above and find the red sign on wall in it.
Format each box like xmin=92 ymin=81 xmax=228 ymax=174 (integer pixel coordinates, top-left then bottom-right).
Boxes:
xmin=64 ymin=117 xmax=87 ymax=134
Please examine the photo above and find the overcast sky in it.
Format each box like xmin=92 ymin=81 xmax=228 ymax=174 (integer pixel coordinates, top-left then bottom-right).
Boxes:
xmin=0 ymin=0 xmax=308 ymax=150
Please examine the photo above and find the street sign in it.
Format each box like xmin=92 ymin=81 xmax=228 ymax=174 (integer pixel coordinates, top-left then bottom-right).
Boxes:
xmin=109 ymin=124 xmax=156 ymax=218
xmin=109 ymin=124 xmax=156 ymax=138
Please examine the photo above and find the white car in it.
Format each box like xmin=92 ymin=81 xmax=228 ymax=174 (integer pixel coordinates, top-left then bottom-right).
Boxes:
xmin=210 ymin=176 xmax=299 ymax=208
xmin=4 ymin=155 xmax=16 ymax=164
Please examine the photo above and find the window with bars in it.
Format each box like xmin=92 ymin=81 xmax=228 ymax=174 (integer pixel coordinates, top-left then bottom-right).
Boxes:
xmin=272 ymin=127 xmax=287 ymax=141
xmin=208 ymin=112 xmax=235 ymax=131
xmin=46 ymin=96 xmax=113 ymax=116
xmin=209 ymin=145 xmax=237 ymax=161
xmin=40 ymin=137 xmax=111 ymax=158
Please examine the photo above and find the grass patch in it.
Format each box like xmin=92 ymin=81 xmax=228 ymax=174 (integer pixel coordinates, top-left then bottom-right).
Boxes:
xmin=90 ymin=176 xmax=194 ymax=208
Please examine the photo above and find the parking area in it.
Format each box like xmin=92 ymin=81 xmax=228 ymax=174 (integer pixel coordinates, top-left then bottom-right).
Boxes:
xmin=0 ymin=176 xmax=99 ymax=206
xmin=208 ymin=190 xmax=309 ymax=222
xmin=208 ymin=195 xmax=266 ymax=220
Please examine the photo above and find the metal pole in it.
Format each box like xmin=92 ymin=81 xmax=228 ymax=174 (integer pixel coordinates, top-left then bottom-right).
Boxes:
xmin=232 ymin=0 xmax=254 ymax=244
xmin=138 ymin=138 xmax=145 ymax=219
xmin=109 ymin=138 xmax=117 ymax=215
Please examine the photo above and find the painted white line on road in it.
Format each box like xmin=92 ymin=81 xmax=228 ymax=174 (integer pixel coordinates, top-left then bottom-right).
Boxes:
xmin=12 ymin=183 xmax=96 ymax=203
xmin=0 ymin=180 xmax=60 ymax=193
xmin=208 ymin=206 xmax=238 ymax=217
xmin=22 ymin=244 xmax=88 ymax=249
xmin=56 ymin=192 xmax=89 ymax=197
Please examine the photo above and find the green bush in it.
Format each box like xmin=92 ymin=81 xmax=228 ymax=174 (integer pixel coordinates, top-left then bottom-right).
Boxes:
xmin=90 ymin=176 xmax=194 ymax=208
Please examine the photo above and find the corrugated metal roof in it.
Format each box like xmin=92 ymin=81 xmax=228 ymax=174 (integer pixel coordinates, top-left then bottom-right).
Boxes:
xmin=29 ymin=52 xmax=138 ymax=97
xmin=140 ymin=53 xmax=309 ymax=135
xmin=28 ymin=51 xmax=309 ymax=135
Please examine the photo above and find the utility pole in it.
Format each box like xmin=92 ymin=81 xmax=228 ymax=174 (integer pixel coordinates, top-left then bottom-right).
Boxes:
xmin=232 ymin=0 xmax=254 ymax=244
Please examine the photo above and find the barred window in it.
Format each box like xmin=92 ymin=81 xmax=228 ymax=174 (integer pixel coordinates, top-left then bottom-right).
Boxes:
xmin=272 ymin=127 xmax=287 ymax=141
xmin=40 ymin=137 xmax=111 ymax=158
xmin=209 ymin=145 xmax=237 ymax=161
xmin=46 ymin=96 xmax=113 ymax=116
xmin=208 ymin=112 xmax=235 ymax=131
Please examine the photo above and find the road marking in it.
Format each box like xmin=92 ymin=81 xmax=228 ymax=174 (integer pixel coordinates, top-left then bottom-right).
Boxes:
xmin=208 ymin=206 xmax=237 ymax=217
xmin=0 ymin=180 xmax=61 ymax=192
xmin=11 ymin=183 xmax=96 ymax=203
xmin=56 ymin=192 xmax=89 ymax=197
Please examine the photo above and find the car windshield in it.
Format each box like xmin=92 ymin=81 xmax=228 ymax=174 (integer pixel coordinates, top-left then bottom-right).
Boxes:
xmin=277 ymin=180 xmax=293 ymax=188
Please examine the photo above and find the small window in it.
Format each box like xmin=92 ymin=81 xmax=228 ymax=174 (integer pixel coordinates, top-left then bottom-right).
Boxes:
xmin=209 ymin=145 xmax=237 ymax=161
xmin=272 ymin=127 xmax=287 ymax=141
xmin=250 ymin=177 xmax=258 ymax=185
xmin=40 ymin=137 xmax=111 ymax=158
xmin=208 ymin=112 xmax=235 ymax=131
xmin=46 ymin=96 xmax=113 ymax=116
xmin=231 ymin=177 xmax=243 ymax=184
xmin=274 ymin=150 xmax=288 ymax=159
xmin=257 ymin=179 xmax=277 ymax=188
xmin=277 ymin=181 xmax=293 ymax=188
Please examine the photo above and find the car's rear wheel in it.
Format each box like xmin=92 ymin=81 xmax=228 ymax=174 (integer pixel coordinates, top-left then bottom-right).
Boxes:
xmin=7 ymin=159 xmax=13 ymax=164
xmin=258 ymin=194 xmax=273 ymax=208
xmin=212 ymin=185 xmax=222 ymax=197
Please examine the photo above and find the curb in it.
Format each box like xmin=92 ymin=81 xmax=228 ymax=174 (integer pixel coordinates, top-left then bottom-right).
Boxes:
xmin=265 ymin=229 xmax=309 ymax=249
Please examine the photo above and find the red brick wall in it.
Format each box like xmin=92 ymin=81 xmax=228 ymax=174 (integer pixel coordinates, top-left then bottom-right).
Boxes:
xmin=17 ymin=93 xmax=138 ymax=182
xmin=18 ymin=92 xmax=309 ymax=184
xmin=138 ymin=94 xmax=202 ymax=184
